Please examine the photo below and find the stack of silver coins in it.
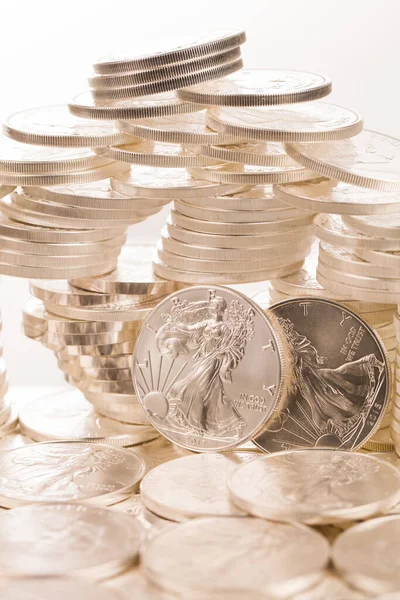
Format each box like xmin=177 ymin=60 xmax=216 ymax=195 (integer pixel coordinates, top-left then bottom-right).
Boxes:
xmin=137 ymin=69 xmax=365 ymax=284
xmin=22 ymin=245 xmax=178 ymax=425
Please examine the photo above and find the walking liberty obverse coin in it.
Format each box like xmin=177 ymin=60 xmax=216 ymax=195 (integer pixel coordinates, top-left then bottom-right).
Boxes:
xmin=255 ymin=297 xmax=390 ymax=452
xmin=228 ymin=450 xmax=400 ymax=524
xmin=0 ymin=440 xmax=146 ymax=508
xmin=132 ymin=286 xmax=286 ymax=452
xmin=142 ymin=516 xmax=330 ymax=597
xmin=0 ymin=503 xmax=144 ymax=580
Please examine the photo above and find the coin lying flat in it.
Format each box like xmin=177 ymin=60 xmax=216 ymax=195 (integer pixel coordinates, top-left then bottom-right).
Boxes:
xmin=355 ymin=247 xmax=400 ymax=268
xmin=275 ymin=177 xmax=400 ymax=215
xmin=319 ymin=242 xmax=400 ymax=279
xmin=68 ymin=91 xmax=203 ymax=120
xmin=228 ymin=450 xmax=400 ymax=524
xmin=0 ymin=213 xmax=126 ymax=243
xmin=140 ymin=452 xmax=257 ymax=521
xmin=0 ymin=161 xmax=126 ymax=187
xmin=0 ymin=503 xmax=143 ymax=580
xmin=91 ymin=59 xmax=243 ymax=101
xmin=19 ymin=389 xmax=157 ymax=446
xmin=97 ymin=139 xmax=216 ymax=168
xmin=317 ymin=259 xmax=400 ymax=293
xmin=0 ymin=136 xmax=111 ymax=173
xmin=4 ymin=105 xmax=133 ymax=147
xmin=43 ymin=300 xmax=154 ymax=323
xmin=111 ymin=165 xmax=244 ymax=198
xmin=132 ymin=286 xmax=286 ymax=452
xmin=255 ymin=297 xmax=390 ymax=452
xmin=106 ymin=568 xmax=181 ymax=600
xmin=314 ymin=214 xmax=400 ymax=251
xmin=93 ymin=30 xmax=246 ymax=74
xmin=343 ymin=213 xmax=400 ymax=239
xmin=333 ymin=516 xmax=400 ymax=594
xmin=187 ymin=162 xmax=316 ymax=184
xmin=142 ymin=516 xmax=330 ymax=597
xmin=167 ymin=217 xmax=313 ymax=248
xmin=72 ymin=244 xmax=176 ymax=296
xmin=91 ymin=46 xmax=242 ymax=89
xmin=30 ymin=279 xmax=129 ymax=307
xmin=84 ymin=390 xmax=149 ymax=425
xmin=206 ymin=103 xmax=363 ymax=142
xmin=153 ymin=256 xmax=303 ymax=284
xmin=186 ymin=140 xmax=297 ymax=166
xmin=24 ymin=179 xmax=164 ymax=210
xmin=0 ymin=579 xmax=124 ymax=600
xmin=0 ymin=441 xmax=145 ymax=507
xmin=286 ymin=130 xmax=400 ymax=191
xmin=178 ymin=69 xmax=332 ymax=106
xmin=118 ymin=111 xmax=240 ymax=145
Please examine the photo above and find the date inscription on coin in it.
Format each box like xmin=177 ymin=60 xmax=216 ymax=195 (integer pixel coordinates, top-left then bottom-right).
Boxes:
xmin=255 ymin=297 xmax=390 ymax=452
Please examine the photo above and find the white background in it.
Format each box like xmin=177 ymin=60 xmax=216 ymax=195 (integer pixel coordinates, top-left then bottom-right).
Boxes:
xmin=0 ymin=0 xmax=398 ymax=387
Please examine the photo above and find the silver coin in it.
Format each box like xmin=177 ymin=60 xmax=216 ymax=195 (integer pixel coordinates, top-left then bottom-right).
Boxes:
xmin=206 ymin=103 xmax=363 ymax=142
xmin=132 ymin=286 xmax=286 ymax=452
xmin=0 ymin=578 xmax=123 ymax=600
xmin=19 ymin=389 xmax=157 ymax=446
xmin=93 ymin=30 xmax=246 ymax=73
xmin=275 ymin=177 xmax=400 ymax=215
xmin=84 ymin=390 xmax=150 ymax=425
xmin=178 ymin=69 xmax=332 ymax=106
xmin=90 ymin=46 xmax=242 ymax=89
xmin=4 ymin=105 xmax=132 ymax=147
xmin=255 ymin=297 xmax=390 ymax=452
xmin=140 ymin=452 xmax=256 ymax=521
xmin=286 ymin=130 xmax=400 ymax=192
xmin=290 ymin=573 xmax=370 ymax=600
xmin=142 ymin=516 xmax=330 ymax=597
xmin=0 ymin=440 xmax=146 ymax=507
xmin=68 ymin=91 xmax=202 ymax=120
xmin=118 ymin=111 xmax=240 ymax=145
xmin=0 ymin=503 xmax=143 ymax=580
xmin=332 ymin=515 xmax=400 ymax=595
xmin=228 ymin=449 xmax=400 ymax=524
xmin=72 ymin=244 xmax=177 ymax=296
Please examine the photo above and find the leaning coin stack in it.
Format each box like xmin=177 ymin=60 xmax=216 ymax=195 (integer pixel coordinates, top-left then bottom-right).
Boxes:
xmin=141 ymin=69 xmax=367 ymax=284
xmin=23 ymin=245 xmax=178 ymax=425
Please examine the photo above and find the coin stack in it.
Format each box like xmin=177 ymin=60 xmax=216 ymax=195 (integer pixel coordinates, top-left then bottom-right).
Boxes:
xmin=133 ymin=69 xmax=367 ymax=284
xmin=23 ymin=245 xmax=178 ymax=425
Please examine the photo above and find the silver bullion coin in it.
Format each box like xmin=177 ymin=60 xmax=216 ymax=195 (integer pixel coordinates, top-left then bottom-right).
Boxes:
xmin=332 ymin=515 xmax=400 ymax=595
xmin=177 ymin=69 xmax=332 ymax=106
xmin=19 ymin=389 xmax=157 ymax=446
xmin=0 ymin=440 xmax=146 ymax=508
xmin=0 ymin=578 xmax=124 ymax=600
xmin=90 ymin=46 xmax=242 ymax=89
xmin=93 ymin=30 xmax=246 ymax=73
xmin=255 ymin=297 xmax=390 ymax=452
xmin=132 ymin=286 xmax=286 ymax=452
xmin=4 ymin=104 xmax=133 ymax=147
xmin=228 ymin=449 xmax=400 ymax=524
xmin=0 ymin=503 xmax=144 ymax=580
xmin=290 ymin=572 xmax=371 ymax=600
xmin=140 ymin=452 xmax=256 ymax=521
xmin=142 ymin=516 xmax=330 ymax=597
xmin=68 ymin=91 xmax=203 ymax=121
xmin=72 ymin=244 xmax=177 ymax=296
